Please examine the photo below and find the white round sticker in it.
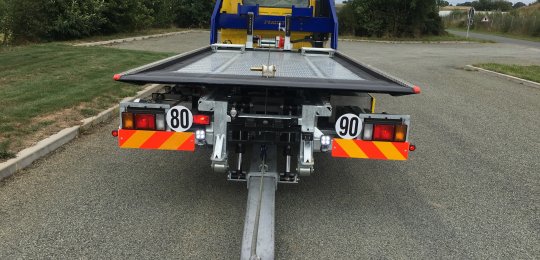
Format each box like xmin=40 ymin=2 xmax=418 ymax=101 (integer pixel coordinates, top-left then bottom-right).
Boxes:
xmin=166 ymin=106 xmax=193 ymax=132
xmin=335 ymin=114 xmax=362 ymax=139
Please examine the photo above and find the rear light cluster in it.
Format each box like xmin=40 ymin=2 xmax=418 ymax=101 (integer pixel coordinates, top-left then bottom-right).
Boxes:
xmin=122 ymin=112 xmax=210 ymax=130
xmin=362 ymin=123 xmax=408 ymax=142
xmin=122 ymin=112 xmax=165 ymax=131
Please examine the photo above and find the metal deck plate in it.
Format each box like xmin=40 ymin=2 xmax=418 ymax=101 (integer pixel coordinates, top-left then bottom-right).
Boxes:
xmin=176 ymin=51 xmax=364 ymax=80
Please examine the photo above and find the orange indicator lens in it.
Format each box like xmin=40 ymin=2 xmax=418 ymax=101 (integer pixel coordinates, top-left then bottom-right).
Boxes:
xmin=122 ymin=112 xmax=134 ymax=130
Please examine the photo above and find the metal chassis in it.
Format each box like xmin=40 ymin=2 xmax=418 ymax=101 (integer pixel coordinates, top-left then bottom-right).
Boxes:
xmin=196 ymin=89 xmax=334 ymax=259
xmin=118 ymin=87 xmax=413 ymax=260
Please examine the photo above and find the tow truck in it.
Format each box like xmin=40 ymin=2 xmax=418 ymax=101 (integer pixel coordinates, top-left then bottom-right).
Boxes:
xmin=112 ymin=0 xmax=420 ymax=259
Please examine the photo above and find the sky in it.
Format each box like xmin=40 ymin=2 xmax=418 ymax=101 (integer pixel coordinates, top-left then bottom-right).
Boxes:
xmin=335 ymin=0 xmax=537 ymax=4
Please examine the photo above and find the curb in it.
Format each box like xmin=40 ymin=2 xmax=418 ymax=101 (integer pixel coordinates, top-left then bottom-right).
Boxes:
xmin=465 ymin=65 xmax=540 ymax=90
xmin=0 ymin=84 xmax=164 ymax=182
xmin=73 ymin=30 xmax=205 ymax=47
xmin=339 ymin=38 xmax=476 ymax=44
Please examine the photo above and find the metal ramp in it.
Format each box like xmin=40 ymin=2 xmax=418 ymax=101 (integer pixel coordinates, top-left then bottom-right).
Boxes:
xmin=241 ymin=144 xmax=278 ymax=260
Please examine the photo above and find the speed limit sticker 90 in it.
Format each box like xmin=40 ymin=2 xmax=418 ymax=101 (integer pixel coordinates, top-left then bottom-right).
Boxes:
xmin=166 ymin=106 xmax=193 ymax=132
xmin=335 ymin=114 xmax=362 ymax=139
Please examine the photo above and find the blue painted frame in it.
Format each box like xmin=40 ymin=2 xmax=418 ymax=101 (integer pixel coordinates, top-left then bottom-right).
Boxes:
xmin=210 ymin=0 xmax=339 ymax=49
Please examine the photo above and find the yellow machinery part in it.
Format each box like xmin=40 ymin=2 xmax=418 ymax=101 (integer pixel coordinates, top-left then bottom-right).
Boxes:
xmin=220 ymin=0 xmax=321 ymax=49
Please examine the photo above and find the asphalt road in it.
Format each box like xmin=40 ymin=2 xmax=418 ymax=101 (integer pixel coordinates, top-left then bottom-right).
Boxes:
xmin=448 ymin=29 xmax=540 ymax=49
xmin=1 ymin=32 xmax=539 ymax=259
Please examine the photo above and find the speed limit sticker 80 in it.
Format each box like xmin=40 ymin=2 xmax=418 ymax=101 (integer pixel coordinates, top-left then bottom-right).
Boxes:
xmin=335 ymin=114 xmax=362 ymax=139
xmin=166 ymin=106 xmax=193 ymax=132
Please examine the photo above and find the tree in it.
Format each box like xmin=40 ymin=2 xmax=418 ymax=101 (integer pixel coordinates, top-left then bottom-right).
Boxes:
xmin=172 ymin=0 xmax=214 ymax=28
xmin=513 ymin=2 xmax=526 ymax=8
xmin=339 ymin=0 xmax=444 ymax=37
xmin=437 ymin=0 xmax=450 ymax=7
xmin=0 ymin=0 xmax=7 ymax=44
xmin=101 ymin=0 xmax=154 ymax=34
xmin=47 ymin=0 xmax=107 ymax=40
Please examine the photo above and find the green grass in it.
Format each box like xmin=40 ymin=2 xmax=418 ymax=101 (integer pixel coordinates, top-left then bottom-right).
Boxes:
xmin=474 ymin=63 xmax=540 ymax=83
xmin=0 ymin=43 xmax=172 ymax=155
xmin=340 ymin=32 xmax=490 ymax=43
xmin=0 ymin=140 xmax=15 ymax=160
xmin=448 ymin=27 xmax=540 ymax=43
xmin=67 ymin=27 xmax=190 ymax=44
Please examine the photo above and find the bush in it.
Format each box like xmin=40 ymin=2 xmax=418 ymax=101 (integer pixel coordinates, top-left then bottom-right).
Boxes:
xmin=339 ymin=0 xmax=445 ymax=37
xmin=48 ymin=0 xmax=107 ymax=40
xmin=172 ymin=0 xmax=215 ymax=28
xmin=101 ymin=0 xmax=154 ymax=34
xmin=1 ymin=0 xmax=214 ymax=43
xmin=443 ymin=5 xmax=540 ymax=38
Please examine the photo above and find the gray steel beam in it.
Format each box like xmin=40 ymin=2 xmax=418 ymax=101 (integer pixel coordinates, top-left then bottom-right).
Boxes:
xmin=241 ymin=145 xmax=278 ymax=260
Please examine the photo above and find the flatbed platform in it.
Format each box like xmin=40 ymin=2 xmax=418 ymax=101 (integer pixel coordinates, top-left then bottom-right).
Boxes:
xmin=115 ymin=46 xmax=419 ymax=95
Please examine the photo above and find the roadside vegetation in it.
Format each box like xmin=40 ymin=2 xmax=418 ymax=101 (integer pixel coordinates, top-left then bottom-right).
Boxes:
xmin=339 ymin=0 xmax=444 ymax=38
xmin=444 ymin=2 xmax=540 ymax=39
xmin=341 ymin=31 xmax=491 ymax=42
xmin=0 ymin=0 xmax=212 ymax=45
xmin=67 ymin=27 xmax=190 ymax=44
xmin=474 ymin=63 xmax=540 ymax=83
xmin=0 ymin=44 xmax=171 ymax=159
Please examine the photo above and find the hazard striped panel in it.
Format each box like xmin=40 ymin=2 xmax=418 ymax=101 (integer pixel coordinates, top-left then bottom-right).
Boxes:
xmin=118 ymin=130 xmax=195 ymax=151
xmin=332 ymin=139 xmax=409 ymax=161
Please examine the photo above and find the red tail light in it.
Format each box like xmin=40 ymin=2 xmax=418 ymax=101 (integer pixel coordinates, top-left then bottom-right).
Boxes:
xmin=134 ymin=114 xmax=156 ymax=130
xmin=373 ymin=125 xmax=395 ymax=141
xmin=193 ymin=114 xmax=210 ymax=125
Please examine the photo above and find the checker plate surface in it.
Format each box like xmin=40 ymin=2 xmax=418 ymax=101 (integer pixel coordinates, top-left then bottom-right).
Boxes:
xmin=176 ymin=51 xmax=363 ymax=80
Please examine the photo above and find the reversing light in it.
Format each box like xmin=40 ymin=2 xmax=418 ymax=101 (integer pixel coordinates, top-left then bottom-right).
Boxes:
xmin=363 ymin=124 xmax=373 ymax=140
xmin=195 ymin=130 xmax=206 ymax=140
xmin=134 ymin=114 xmax=156 ymax=130
xmin=193 ymin=114 xmax=210 ymax=125
xmin=394 ymin=125 xmax=408 ymax=142
xmin=156 ymin=114 xmax=166 ymax=130
xmin=122 ymin=112 xmax=134 ymax=129
xmin=321 ymin=135 xmax=331 ymax=146
xmin=373 ymin=124 xmax=395 ymax=141
xmin=195 ymin=129 xmax=206 ymax=145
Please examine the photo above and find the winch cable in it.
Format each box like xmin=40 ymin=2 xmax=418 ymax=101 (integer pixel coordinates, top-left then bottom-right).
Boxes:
xmin=250 ymin=145 xmax=268 ymax=259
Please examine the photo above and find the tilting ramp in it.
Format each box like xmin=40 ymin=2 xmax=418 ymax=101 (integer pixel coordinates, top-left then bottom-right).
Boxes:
xmin=241 ymin=145 xmax=278 ymax=260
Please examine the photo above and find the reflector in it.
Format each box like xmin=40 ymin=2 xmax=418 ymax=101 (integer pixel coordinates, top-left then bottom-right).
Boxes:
xmin=373 ymin=124 xmax=394 ymax=141
xmin=134 ymin=114 xmax=156 ymax=130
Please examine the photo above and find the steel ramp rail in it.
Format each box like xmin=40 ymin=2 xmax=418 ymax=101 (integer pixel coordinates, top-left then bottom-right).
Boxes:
xmin=241 ymin=144 xmax=278 ymax=260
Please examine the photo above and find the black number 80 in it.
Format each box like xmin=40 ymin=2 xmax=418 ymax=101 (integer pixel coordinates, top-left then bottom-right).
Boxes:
xmin=170 ymin=108 xmax=190 ymax=129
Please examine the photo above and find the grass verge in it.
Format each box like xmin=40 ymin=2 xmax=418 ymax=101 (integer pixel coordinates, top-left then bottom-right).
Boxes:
xmin=474 ymin=63 xmax=540 ymax=83
xmin=0 ymin=43 xmax=172 ymax=159
xmin=67 ymin=27 xmax=191 ymax=44
xmin=448 ymin=28 xmax=540 ymax=43
xmin=341 ymin=32 xmax=490 ymax=43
